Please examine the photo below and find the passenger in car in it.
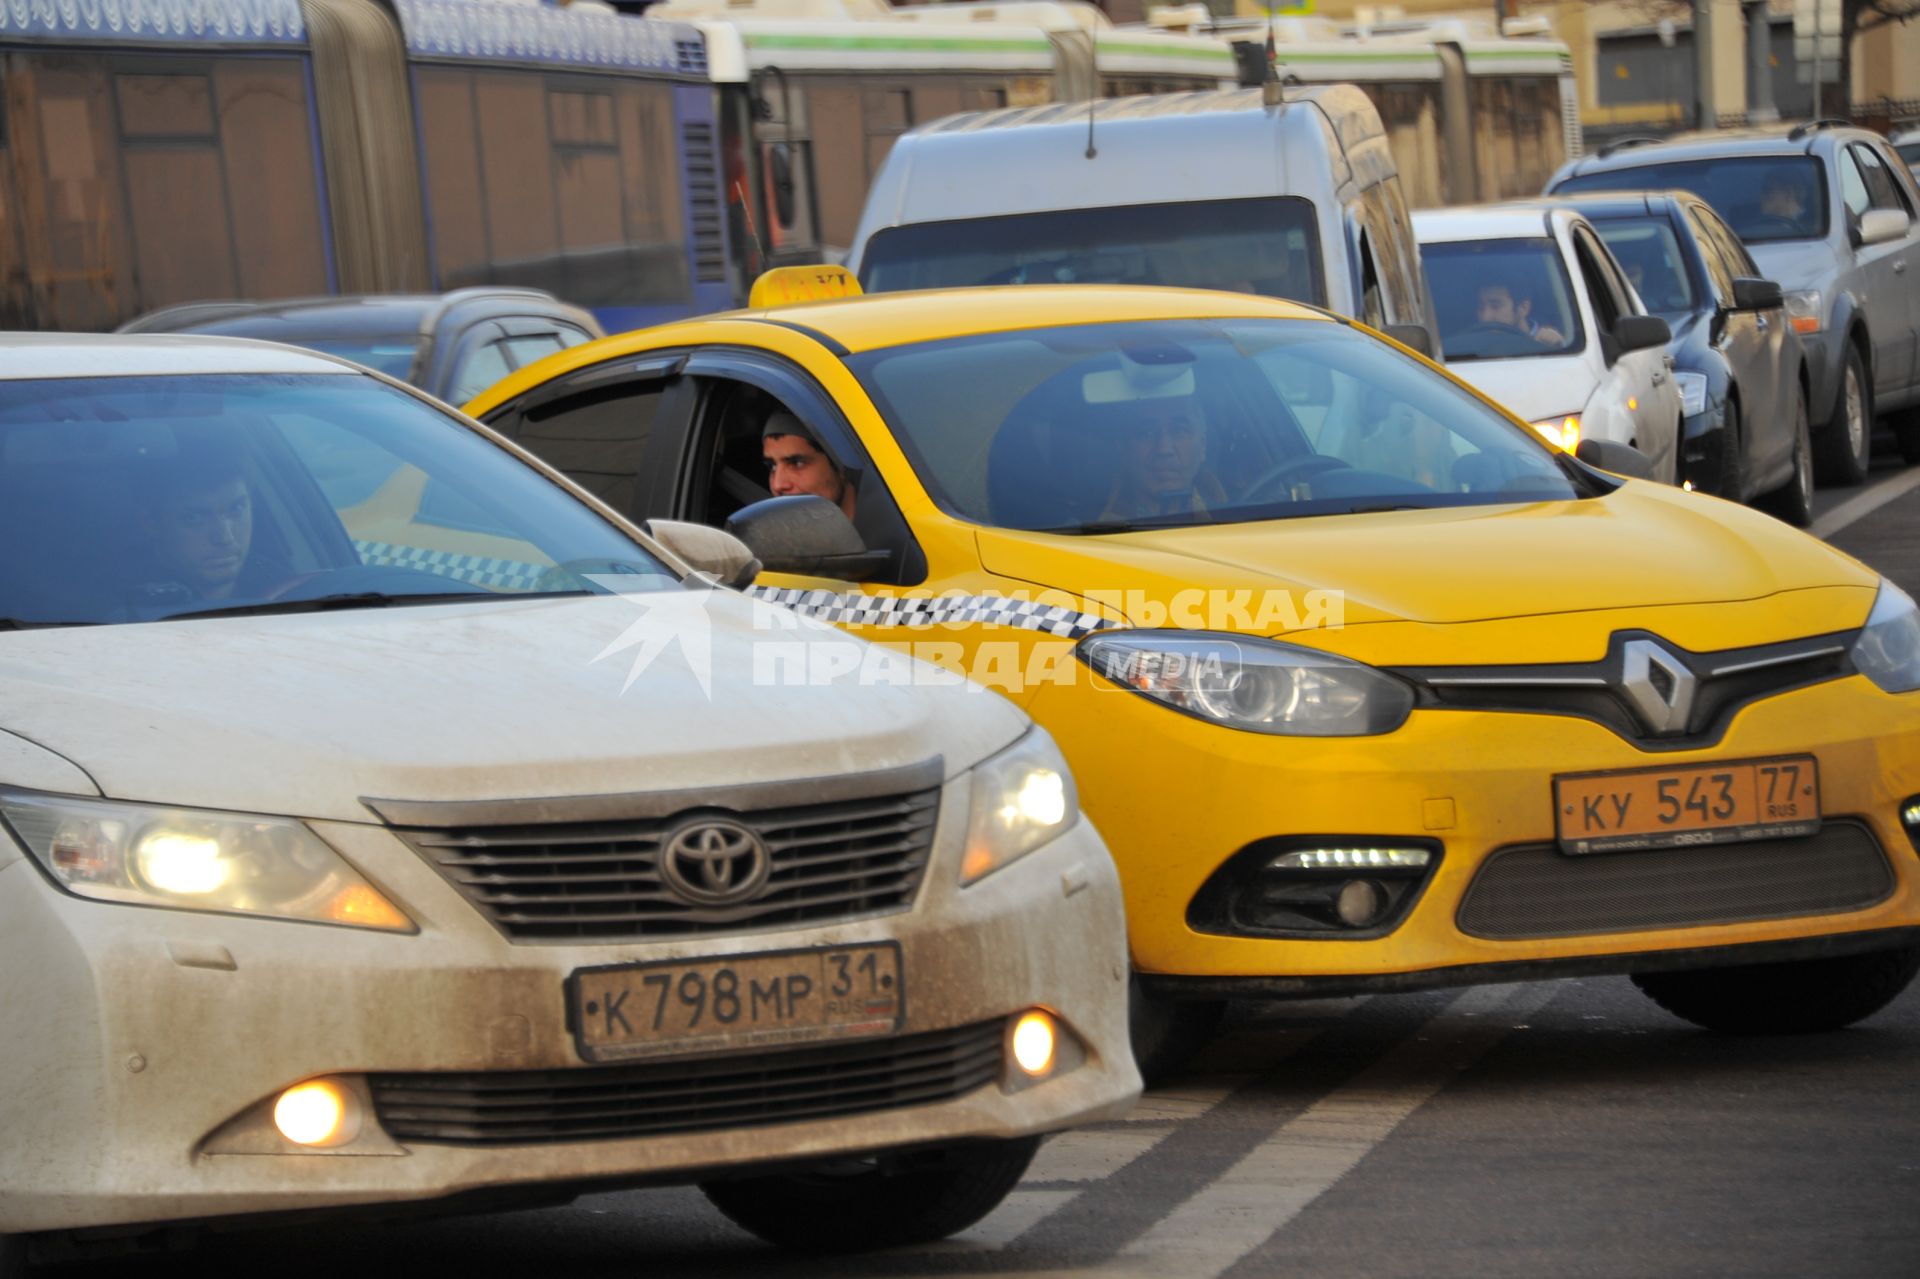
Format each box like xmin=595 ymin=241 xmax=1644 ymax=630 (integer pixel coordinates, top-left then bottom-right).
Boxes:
xmin=762 ymin=410 xmax=857 ymax=522
xmin=1475 ymin=280 xmax=1567 ymax=347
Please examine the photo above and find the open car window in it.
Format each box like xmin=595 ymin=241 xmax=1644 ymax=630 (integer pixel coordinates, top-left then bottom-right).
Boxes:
xmin=847 ymin=318 xmax=1580 ymax=534
xmin=0 ymin=373 xmax=677 ymax=627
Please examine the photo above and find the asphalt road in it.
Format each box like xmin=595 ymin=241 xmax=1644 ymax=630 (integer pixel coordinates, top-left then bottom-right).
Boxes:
xmin=77 ymin=462 xmax=1920 ymax=1279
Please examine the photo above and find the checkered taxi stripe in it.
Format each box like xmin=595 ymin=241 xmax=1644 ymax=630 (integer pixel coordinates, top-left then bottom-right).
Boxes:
xmin=353 ymin=540 xmax=550 ymax=592
xmin=745 ymin=585 xmax=1116 ymax=639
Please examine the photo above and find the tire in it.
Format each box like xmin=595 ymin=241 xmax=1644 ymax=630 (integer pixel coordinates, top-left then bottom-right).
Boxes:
xmin=1128 ymin=975 xmax=1225 ymax=1086
xmin=1759 ymin=387 xmax=1816 ymax=528
xmin=702 ymin=1137 xmax=1040 ymax=1253
xmin=1631 ymin=943 xmax=1920 ymax=1034
xmin=1707 ymin=398 xmax=1742 ymax=499
xmin=1893 ymin=405 xmax=1920 ymax=467
xmin=0 ymin=1234 xmax=29 ymax=1279
xmin=1816 ymin=344 xmax=1873 ymax=484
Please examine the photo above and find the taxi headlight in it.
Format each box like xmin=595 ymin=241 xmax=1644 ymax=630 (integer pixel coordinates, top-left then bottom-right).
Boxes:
xmin=1851 ymin=580 xmax=1920 ymax=694
xmin=0 ymin=790 xmax=413 ymax=931
xmin=962 ymin=728 xmax=1079 ymax=886
xmin=1078 ymin=632 xmax=1414 ymax=737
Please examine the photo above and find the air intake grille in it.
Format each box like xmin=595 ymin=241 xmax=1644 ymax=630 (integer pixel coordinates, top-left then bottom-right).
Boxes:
xmin=370 ymin=1020 xmax=1002 ymax=1146
xmin=681 ymin=120 xmax=726 ymax=283
xmin=401 ymin=787 xmax=939 ymax=942
xmin=1457 ymin=821 xmax=1894 ymax=941
xmin=675 ymin=36 xmax=708 ymax=77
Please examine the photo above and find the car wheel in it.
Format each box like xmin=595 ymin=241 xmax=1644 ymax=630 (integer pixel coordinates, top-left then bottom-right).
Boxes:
xmin=1893 ymin=405 xmax=1920 ymax=467
xmin=1817 ymin=345 xmax=1873 ymax=484
xmin=0 ymin=1233 xmax=29 ymax=1279
xmin=1631 ymin=943 xmax=1920 ymax=1034
xmin=1759 ymin=388 xmax=1815 ymax=527
xmin=701 ymin=1137 xmax=1041 ymax=1253
xmin=1129 ymin=974 xmax=1225 ymax=1086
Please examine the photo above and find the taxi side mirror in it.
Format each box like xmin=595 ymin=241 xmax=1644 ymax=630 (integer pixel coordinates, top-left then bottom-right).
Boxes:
xmin=1381 ymin=324 xmax=1435 ymax=359
xmin=642 ymin=520 xmax=762 ymax=590
xmin=725 ymin=495 xmax=890 ymax=581
xmin=1575 ymin=438 xmax=1657 ymax=480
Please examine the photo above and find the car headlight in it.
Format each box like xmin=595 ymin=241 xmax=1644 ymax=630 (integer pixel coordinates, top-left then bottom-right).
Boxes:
xmin=1077 ymin=631 xmax=1414 ymax=737
xmin=1852 ymin=580 xmax=1920 ymax=694
xmin=1783 ymin=288 xmax=1823 ymax=336
xmin=1673 ymin=371 xmax=1709 ymax=417
xmin=1530 ymin=414 xmax=1582 ymax=453
xmin=961 ymin=728 xmax=1079 ymax=886
xmin=0 ymin=790 xmax=413 ymax=931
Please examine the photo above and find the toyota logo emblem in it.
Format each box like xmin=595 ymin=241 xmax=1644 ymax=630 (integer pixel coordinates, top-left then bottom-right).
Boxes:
xmin=660 ymin=818 xmax=772 ymax=907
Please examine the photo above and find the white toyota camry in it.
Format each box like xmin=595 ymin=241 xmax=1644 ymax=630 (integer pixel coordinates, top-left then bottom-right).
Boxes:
xmin=0 ymin=335 xmax=1137 ymax=1270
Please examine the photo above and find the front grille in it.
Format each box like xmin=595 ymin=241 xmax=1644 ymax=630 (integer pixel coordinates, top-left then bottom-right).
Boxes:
xmin=401 ymin=788 xmax=939 ymax=942
xmin=680 ymin=119 xmax=726 ymax=283
xmin=1457 ymin=820 xmax=1894 ymax=940
xmin=370 ymin=1020 xmax=1003 ymax=1146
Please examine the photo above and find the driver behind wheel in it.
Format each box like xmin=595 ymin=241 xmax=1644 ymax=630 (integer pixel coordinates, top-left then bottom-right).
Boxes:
xmin=1475 ymin=280 xmax=1566 ymax=348
xmin=1099 ymin=394 xmax=1226 ymax=520
xmin=135 ymin=437 xmax=284 ymax=604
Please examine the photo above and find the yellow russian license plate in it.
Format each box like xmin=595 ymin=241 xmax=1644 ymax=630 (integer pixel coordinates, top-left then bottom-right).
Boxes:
xmin=568 ymin=942 xmax=903 ymax=1062
xmin=1554 ymin=754 xmax=1821 ymax=855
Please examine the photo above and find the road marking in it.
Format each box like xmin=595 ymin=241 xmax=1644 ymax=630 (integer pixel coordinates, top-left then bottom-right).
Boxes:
xmin=1812 ymin=465 xmax=1920 ymax=540
xmin=1121 ymin=982 xmax=1562 ymax=1277
xmin=1028 ymin=1126 xmax=1177 ymax=1183
xmin=930 ymin=1189 xmax=1082 ymax=1251
xmin=1122 ymin=1074 xmax=1255 ymax=1124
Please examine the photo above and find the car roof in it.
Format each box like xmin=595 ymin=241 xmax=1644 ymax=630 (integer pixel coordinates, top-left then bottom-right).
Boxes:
xmin=119 ymin=288 xmax=579 ymax=338
xmin=1545 ymin=190 xmax=1676 ymax=219
xmin=0 ymin=333 xmax=356 ymax=379
xmin=1561 ymin=122 xmax=1871 ymax=175
xmin=468 ymin=285 xmax=1333 ymax=412
xmin=1411 ymin=204 xmax=1563 ymax=242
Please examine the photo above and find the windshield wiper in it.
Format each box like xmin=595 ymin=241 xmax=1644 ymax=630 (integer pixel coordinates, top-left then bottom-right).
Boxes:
xmin=157 ymin=591 xmax=506 ymax=622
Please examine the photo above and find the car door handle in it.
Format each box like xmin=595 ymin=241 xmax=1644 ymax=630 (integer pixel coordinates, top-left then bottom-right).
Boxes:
xmin=1755 ymin=314 xmax=1769 ymax=332
xmin=1896 ymin=260 xmax=1909 ymax=274
xmin=1651 ymin=368 xmax=1667 ymax=385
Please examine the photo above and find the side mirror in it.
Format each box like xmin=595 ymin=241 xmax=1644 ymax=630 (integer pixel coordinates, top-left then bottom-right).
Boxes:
xmin=641 ymin=519 xmax=762 ymax=590
xmin=1612 ymin=314 xmax=1671 ymax=355
xmin=1730 ymin=276 xmax=1783 ymax=312
xmin=1853 ymin=207 xmax=1910 ymax=248
xmin=769 ymin=143 xmax=798 ymax=230
xmin=725 ymin=494 xmax=890 ymax=581
xmin=1575 ymin=437 xmax=1657 ymax=480
xmin=1382 ymin=323 xmax=1436 ymax=359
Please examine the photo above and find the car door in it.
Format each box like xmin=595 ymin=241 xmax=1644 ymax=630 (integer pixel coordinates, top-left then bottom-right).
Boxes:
xmin=1854 ymin=141 xmax=1920 ymax=400
xmin=1838 ymin=143 xmax=1917 ymax=399
xmin=1570 ymin=223 xmax=1677 ymax=477
xmin=1690 ymin=203 xmax=1796 ymax=476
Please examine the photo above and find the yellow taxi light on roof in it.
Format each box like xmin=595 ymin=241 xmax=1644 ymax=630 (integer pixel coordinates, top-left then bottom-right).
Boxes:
xmin=748 ymin=265 xmax=863 ymax=310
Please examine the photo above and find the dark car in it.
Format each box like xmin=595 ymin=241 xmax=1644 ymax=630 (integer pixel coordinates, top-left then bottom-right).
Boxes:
xmin=1555 ymin=190 xmax=1813 ymax=525
xmin=118 ymin=288 xmax=603 ymax=406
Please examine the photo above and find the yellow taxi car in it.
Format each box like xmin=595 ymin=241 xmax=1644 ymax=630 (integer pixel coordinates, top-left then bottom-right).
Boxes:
xmin=469 ymin=273 xmax=1920 ymax=1078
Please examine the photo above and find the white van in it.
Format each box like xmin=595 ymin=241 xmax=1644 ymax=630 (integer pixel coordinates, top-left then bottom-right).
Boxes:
xmin=845 ymin=85 xmax=1437 ymax=350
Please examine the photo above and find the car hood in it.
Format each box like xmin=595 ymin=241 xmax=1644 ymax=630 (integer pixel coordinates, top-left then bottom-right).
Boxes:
xmin=1745 ymin=239 xmax=1835 ymax=294
xmin=1437 ymin=354 xmax=1594 ymax=423
xmin=0 ymin=592 xmax=1027 ymax=823
xmin=978 ymin=480 xmax=1877 ymax=649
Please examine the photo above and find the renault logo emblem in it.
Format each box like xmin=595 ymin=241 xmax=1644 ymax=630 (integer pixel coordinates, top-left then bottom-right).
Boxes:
xmin=1619 ymin=639 xmax=1698 ymax=736
xmin=660 ymin=818 xmax=771 ymax=907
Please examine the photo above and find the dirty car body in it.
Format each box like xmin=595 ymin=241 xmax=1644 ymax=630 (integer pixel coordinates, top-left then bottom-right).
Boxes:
xmin=0 ymin=335 xmax=1137 ymax=1259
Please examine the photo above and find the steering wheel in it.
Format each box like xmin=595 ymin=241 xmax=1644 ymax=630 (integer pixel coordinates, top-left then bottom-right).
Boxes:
xmin=1749 ymin=214 xmax=1801 ymax=236
xmin=1237 ymin=454 xmax=1348 ymax=506
xmin=1450 ymin=321 xmax=1547 ymax=358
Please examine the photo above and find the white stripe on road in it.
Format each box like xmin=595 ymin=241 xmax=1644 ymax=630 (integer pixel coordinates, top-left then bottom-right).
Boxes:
xmin=1121 ymin=982 xmax=1563 ymax=1278
xmin=1811 ymin=465 xmax=1920 ymax=540
xmin=1027 ymin=1125 xmax=1177 ymax=1183
xmin=1123 ymin=1074 xmax=1256 ymax=1124
xmin=930 ymin=1189 xmax=1082 ymax=1251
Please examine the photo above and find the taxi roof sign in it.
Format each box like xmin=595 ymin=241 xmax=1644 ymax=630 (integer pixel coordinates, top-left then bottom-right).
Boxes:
xmin=748 ymin=265 xmax=863 ymax=309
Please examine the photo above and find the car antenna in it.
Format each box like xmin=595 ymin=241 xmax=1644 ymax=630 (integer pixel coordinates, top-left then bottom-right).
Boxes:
xmin=1262 ymin=10 xmax=1282 ymax=107
xmin=1085 ymin=90 xmax=1097 ymax=159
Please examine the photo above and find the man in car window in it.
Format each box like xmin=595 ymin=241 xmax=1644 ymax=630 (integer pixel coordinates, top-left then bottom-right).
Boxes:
xmin=137 ymin=439 xmax=270 ymax=604
xmin=1759 ymin=172 xmax=1809 ymax=228
xmin=762 ymin=411 xmax=856 ymax=522
xmin=1101 ymin=395 xmax=1225 ymax=520
xmin=1475 ymin=281 xmax=1567 ymax=347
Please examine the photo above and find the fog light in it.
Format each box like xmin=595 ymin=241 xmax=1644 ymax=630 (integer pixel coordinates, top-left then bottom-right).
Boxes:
xmin=273 ymin=1078 xmax=360 ymax=1148
xmin=1902 ymin=800 xmax=1920 ymax=829
xmin=1011 ymin=1011 xmax=1057 ymax=1077
xmin=1269 ymin=847 xmax=1430 ymax=871
xmin=1335 ymin=879 xmax=1387 ymax=927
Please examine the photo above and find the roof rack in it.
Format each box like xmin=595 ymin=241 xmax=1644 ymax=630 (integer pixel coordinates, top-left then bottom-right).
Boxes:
xmin=1596 ymin=135 xmax=1664 ymax=158
xmin=1787 ymin=117 xmax=1851 ymax=141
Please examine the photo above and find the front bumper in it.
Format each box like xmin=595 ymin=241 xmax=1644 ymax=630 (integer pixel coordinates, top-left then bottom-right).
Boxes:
xmin=1031 ymin=670 xmax=1920 ymax=984
xmin=0 ymin=785 xmax=1136 ymax=1235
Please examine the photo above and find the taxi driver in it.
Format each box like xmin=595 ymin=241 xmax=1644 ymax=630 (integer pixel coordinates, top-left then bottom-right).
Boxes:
xmin=762 ymin=411 xmax=856 ymax=522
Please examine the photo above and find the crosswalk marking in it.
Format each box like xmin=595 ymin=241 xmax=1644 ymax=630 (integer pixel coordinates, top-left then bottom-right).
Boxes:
xmin=1120 ymin=982 xmax=1563 ymax=1276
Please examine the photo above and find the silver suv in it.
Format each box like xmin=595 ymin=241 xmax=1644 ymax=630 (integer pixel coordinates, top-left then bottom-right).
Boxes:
xmin=1548 ymin=122 xmax=1920 ymax=478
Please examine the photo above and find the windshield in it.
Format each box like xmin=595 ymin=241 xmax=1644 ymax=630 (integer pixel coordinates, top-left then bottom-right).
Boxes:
xmin=1593 ymin=218 xmax=1697 ymax=317
xmin=285 ymin=337 xmax=421 ymax=380
xmin=1421 ymin=239 xmax=1584 ymax=362
xmin=1897 ymin=141 xmax=1920 ymax=167
xmin=1554 ymin=158 xmax=1829 ymax=243
xmin=0 ymin=374 xmax=676 ymax=627
xmin=848 ymin=319 xmax=1580 ymax=533
xmin=859 ymin=198 xmax=1326 ymax=306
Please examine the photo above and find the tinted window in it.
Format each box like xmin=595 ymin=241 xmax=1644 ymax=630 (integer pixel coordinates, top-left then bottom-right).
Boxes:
xmin=1421 ymin=238 xmax=1583 ymax=360
xmin=1596 ymin=218 xmax=1698 ymax=314
xmin=1851 ymin=144 xmax=1913 ymax=215
xmin=1555 ymin=157 xmax=1829 ymax=243
xmin=860 ymin=198 xmax=1326 ymax=306
xmin=233 ymin=336 xmax=418 ymax=381
xmin=849 ymin=319 xmax=1577 ymax=533
xmin=0 ymin=374 xmax=674 ymax=626
xmin=1898 ymin=141 xmax=1920 ymax=167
